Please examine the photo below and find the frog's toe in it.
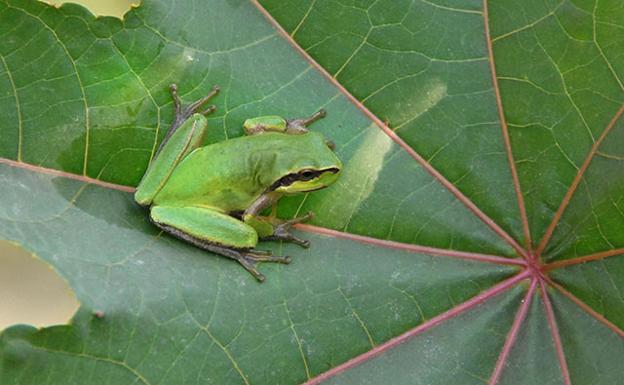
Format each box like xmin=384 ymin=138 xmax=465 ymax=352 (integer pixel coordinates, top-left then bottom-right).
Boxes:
xmin=279 ymin=211 xmax=314 ymax=229
xmin=236 ymin=257 xmax=265 ymax=282
xmin=246 ymin=252 xmax=292 ymax=264
xmin=234 ymin=252 xmax=291 ymax=282
xmin=286 ymin=109 xmax=327 ymax=132
xmin=260 ymin=233 xmax=310 ymax=248
xmin=298 ymin=211 xmax=314 ymax=223
xmin=200 ymin=105 xmax=216 ymax=116
xmin=248 ymin=248 xmax=271 ymax=255
xmin=185 ymin=86 xmax=220 ymax=115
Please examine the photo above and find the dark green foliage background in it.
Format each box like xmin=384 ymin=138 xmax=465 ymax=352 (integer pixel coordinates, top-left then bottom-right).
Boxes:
xmin=0 ymin=0 xmax=623 ymax=384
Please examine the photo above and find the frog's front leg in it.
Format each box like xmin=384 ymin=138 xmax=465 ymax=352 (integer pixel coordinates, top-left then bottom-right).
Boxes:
xmin=259 ymin=212 xmax=315 ymax=248
xmin=243 ymin=193 xmax=314 ymax=248
xmin=150 ymin=206 xmax=291 ymax=282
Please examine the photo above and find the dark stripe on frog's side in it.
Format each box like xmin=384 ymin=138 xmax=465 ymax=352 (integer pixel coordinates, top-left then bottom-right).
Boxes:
xmin=268 ymin=167 xmax=340 ymax=191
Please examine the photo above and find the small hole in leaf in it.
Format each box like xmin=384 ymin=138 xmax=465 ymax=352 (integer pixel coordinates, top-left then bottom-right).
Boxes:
xmin=0 ymin=241 xmax=79 ymax=331
xmin=43 ymin=0 xmax=138 ymax=18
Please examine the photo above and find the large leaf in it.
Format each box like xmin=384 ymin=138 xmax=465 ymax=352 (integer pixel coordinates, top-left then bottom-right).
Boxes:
xmin=0 ymin=0 xmax=622 ymax=384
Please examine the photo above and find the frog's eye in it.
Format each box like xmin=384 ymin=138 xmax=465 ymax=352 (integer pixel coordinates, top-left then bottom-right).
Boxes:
xmin=300 ymin=170 xmax=316 ymax=180
xmin=325 ymin=140 xmax=336 ymax=150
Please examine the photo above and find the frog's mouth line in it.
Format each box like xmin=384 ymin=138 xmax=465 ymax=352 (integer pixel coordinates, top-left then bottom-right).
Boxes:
xmin=269 ymin=167 xmax=340 ymax=191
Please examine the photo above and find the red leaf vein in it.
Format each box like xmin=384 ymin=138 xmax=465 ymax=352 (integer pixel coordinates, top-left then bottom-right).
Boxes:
xmin=542 ymin=248 xmax=624 ymax=272
xmin=487 ymin=278 xmax=538 ymax=385
xmin=536 ymin=105 xmax=624 ymax=258
xmin=545 ymin=276 xmax=624 ymax=337
xmin=539 ymin=280 xmax=572 ymax=385
xmin=297 ymin=224 xmax=526 ymax=266
xmin=0 ymin=158 xmax=135 ymax=193
xmin=483 ymin=0 xmax=533 ymax=254
xmin=303 ymin=271 xmax=530 ymax=384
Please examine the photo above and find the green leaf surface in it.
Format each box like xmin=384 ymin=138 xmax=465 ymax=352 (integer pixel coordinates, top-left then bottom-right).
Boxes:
xmin=322 ymin=284 xmax=525 ymax=385
xmin=0 ymin=164 xmax=517 ymax=384
xmin=0 ymin=0 xmax=513 ymax=255
xmin=262 ymin=0 xmax=524 ymax=245
xmin=497 ymin=291 xmax=564 ymax=385
xmin=550 ymin=288 xmax=624 ymax=385
xmin=1 ymin=0 xmax=623 ymax=384
xmin=546 ymin=117 xmax=624 ymax=260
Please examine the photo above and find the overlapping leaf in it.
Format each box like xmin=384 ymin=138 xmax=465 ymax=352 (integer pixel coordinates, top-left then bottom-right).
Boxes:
xmin=0 ymin=164 xmax=517 ymax=384
xmin=1 ymin=0 xmax=623 ymax=384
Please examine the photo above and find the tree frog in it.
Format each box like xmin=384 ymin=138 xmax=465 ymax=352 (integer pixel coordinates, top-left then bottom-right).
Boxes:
xmin=134 ymin=84 xmax=341 ymax=281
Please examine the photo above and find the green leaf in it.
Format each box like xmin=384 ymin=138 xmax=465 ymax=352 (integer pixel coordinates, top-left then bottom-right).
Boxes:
xmin=321 ymin=284 xmax=526 ymax=385
xmin=1 ymin=0 xmax=623 ymax=384
xmin=0 ymin=164 xmax=517 ymax=384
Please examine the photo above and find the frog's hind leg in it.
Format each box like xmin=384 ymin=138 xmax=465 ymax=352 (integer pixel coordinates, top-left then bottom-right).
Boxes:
xmin=135 ymin=113 xmax=208 ymax=205
xmin=243 ymin=109 xmax=327 ymax=135
xmin=285 ymin=109 xmax=326 ymax=133
xmin=159 ymin=83 xmax=220 ymax=153
xmin=150 ymin=206 xmax=291 ymax=282
xmin=135 ymin=85 xmax=221 ymax=206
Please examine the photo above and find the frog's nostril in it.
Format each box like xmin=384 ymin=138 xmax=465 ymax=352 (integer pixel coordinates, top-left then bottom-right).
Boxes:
xmin=325 ymin=140 xmax=336 ymax=150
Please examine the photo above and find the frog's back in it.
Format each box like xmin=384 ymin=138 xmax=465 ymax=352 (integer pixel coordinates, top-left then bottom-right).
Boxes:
xmin=153 ymin=132 xmax=334 ymax=211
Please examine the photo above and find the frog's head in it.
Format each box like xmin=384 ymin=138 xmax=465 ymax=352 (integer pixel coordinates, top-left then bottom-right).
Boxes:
xmin=269 ymin=132 xmax=342 ymax=194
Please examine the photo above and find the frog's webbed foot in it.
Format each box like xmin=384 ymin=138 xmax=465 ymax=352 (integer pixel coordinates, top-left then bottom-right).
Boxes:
xmin=156 ymin=84 xmax=220 ymax=156
xmin=234 ymin=250 xmax=291 ymax=282
xmin=151 ymin=220 xmax=290 ymax=282
xmin=170 ymin=83 xmax=220 ymax=132
xmin=285 ymin=109 xmax=326 ymax=134
xmin=260 ymin=211 xmax=314 ymax=248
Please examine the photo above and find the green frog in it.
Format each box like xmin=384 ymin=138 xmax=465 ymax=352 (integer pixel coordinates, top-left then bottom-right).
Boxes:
xmin=135 ymin=84 xmax=341 ymax=281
